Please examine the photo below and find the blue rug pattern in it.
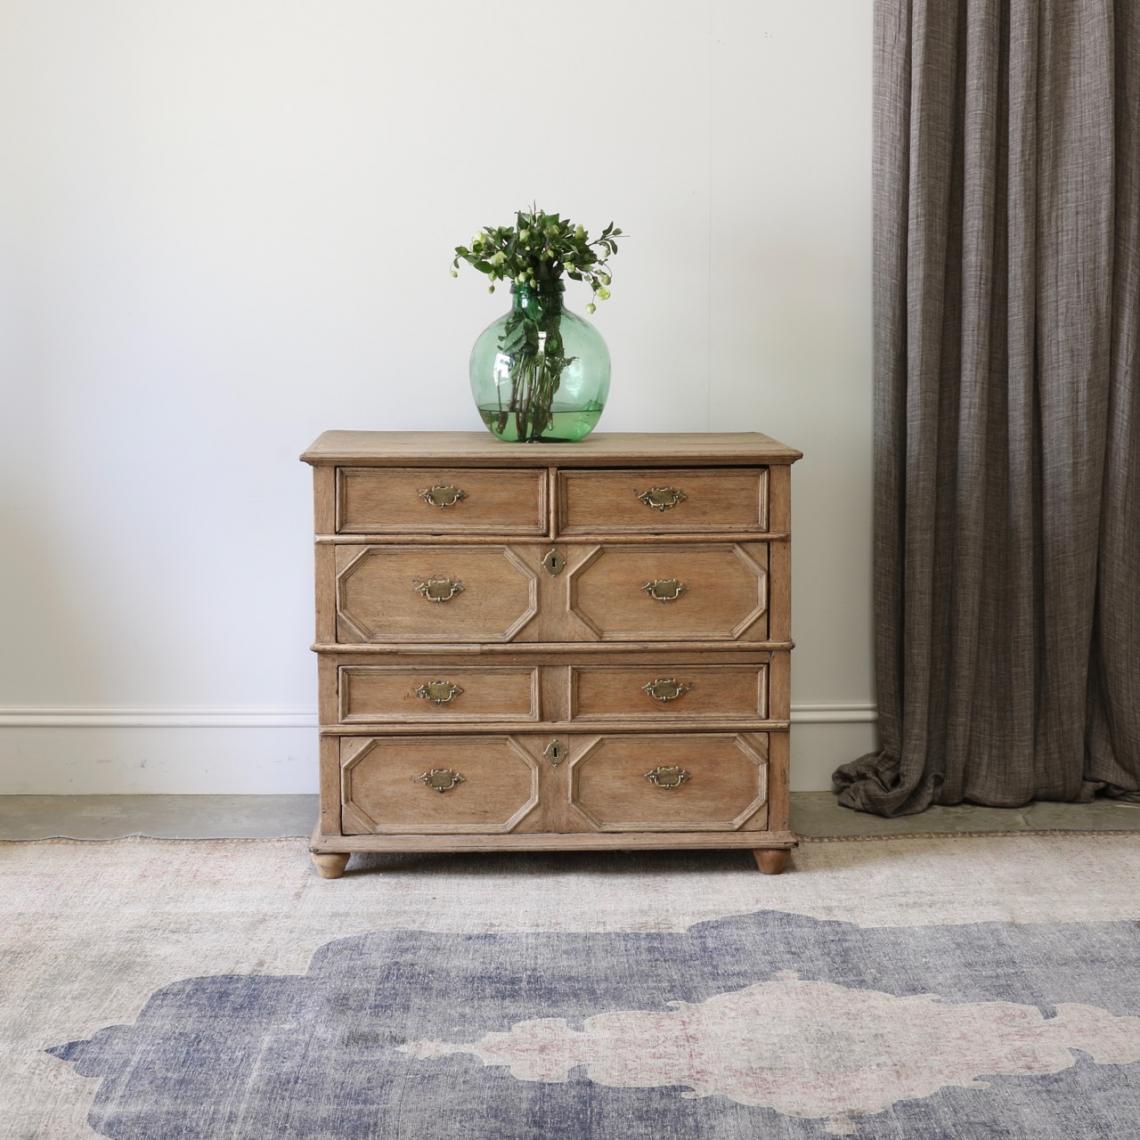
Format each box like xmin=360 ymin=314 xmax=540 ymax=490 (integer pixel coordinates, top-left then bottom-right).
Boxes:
xmin=50 ymin=909 xmax=1140 ymax=1138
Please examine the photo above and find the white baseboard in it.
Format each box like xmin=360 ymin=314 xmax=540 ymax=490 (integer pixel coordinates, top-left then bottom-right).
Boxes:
xmin=0 ymin=707 xmax=319 ymax=728
xmin=0 ymin=704 xmax=876 ymax=794
xmin=0 ymin=703 xmax=876 ymax=728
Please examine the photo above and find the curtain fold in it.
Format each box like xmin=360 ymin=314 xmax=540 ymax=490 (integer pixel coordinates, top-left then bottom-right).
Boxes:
xmin=834 ymin=0 xmax=1140 ymax=814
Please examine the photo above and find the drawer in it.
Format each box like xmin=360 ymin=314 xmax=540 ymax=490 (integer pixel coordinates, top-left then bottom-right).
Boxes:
xmin=567 ymin=543 xmax=768 ymax=641
xmin=339 ymin=732 xmax=768 ymax=836
xmin=557 ymin=468 xmax=768 ymax=534
xmin=336 ymin=467 xmax=547 ymax=534
xmin=341 ymin=736 xmax=540 ymax=834
xmin=568 ymin=733 xmax=768 ymax=832
xmin=335 ymin=545 xmax=538 ymax=643
xmin=569 ymin=662 xmax=768 ymax=721
xmin=333 ymin=542 xmax=768 ymax=645
xmin=339 ymin=665 xmax=540 ymax=723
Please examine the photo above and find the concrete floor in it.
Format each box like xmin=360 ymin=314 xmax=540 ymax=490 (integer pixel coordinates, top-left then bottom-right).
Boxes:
xmin=0 ymin=793 xmax=1137 ymax=841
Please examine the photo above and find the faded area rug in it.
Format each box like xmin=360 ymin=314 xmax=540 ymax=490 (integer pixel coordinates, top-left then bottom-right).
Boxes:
xmin=3 ymin=835 xmax=1140 ymax=1138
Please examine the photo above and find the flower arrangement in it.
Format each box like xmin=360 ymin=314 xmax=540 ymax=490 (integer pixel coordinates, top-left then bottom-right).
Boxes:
xmin=451 ymin=207 xmax=621 ymax=311
xmin=452 ymin=207 xmax=622 ymax=442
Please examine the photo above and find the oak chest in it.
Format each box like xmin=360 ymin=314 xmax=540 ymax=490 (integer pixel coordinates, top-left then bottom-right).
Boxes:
xmin=301 ymin=431 xmax=802 ymax=876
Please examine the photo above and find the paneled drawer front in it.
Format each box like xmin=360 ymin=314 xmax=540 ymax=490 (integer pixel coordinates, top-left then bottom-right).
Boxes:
xmin=341 ymin=736 xmax=540 ymax=834
xmin=336 ymin=467 xmax=547 ymax=534
xmin=569 ymin=733 xmax=768 ymax=832
xmin=333 ymin=542 xmax=769 ymax=644
xmin=568 ymin=543 xmax=768 ymax=641
xmin=335 ymin=545 xmax=538 ymax=643
xmin=569 ymin=662 xmax=769 ymax=721
xmin=558 ymin=468 xmax=768 ymax=534
xmin=339 ymin=665 xmax=540 ymax=723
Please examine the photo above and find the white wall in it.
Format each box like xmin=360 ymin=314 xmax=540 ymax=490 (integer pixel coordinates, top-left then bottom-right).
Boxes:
xmin=0 ymin=0 xmax=875 ymax=794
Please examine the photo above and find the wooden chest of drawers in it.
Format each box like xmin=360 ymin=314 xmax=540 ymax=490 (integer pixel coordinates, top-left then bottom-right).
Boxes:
xmin=301 ymin=431 xmax=801 ymax=877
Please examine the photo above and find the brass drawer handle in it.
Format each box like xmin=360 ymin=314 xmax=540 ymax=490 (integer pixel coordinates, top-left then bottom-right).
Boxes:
xmin=420 ymin=484 xmax=467 ymax=509
xmin=415 ymin=680 xmax=464 ymax=705
xmin=419 ymin=767 xmax=465 ymax=793
xmin=637 ymin=486 xmax=686 ymax=512
xmin=643 ymin=578 xmax=686 ymax=603
xmin=642 ymin=677 xmax=691 ymax=703
xmin=415 ymin=576 xmax=465 ymax=603
xmin=645 ymin=765 xmax=691 ymax=790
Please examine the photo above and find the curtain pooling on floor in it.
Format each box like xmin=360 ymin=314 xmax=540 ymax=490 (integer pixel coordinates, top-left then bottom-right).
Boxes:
xmin=834 ymin=0 xmax=1140 ymax=814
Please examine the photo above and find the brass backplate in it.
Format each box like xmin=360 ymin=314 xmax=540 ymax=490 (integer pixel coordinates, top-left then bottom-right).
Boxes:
xmin=415 ymin=680 xmax=464 ymax=704
xmin=419 ymin=767 xmax=465 ymax=793
xmin=643 ymin=578 xmax=686 ymax=603
xmin=642 ymin=677 xmax=691 ymax=703
xmin=415 ymin=577 xmax=465 ymax=603
xmin=637 ymin=486 xmax=687 ymax=511
xmin=420 ymin=484 xmax=467 ymax=509
xmin=645 ymin=765 xmax=691 ymax=790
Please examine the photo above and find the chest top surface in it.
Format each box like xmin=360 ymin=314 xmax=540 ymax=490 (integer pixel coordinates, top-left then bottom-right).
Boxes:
xmin=301 ymin=431 xmax=803 ymax=467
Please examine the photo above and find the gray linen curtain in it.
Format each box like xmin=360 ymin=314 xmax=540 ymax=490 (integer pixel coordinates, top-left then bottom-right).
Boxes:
xmin=834 ymin=0 xmax=1140 ymax=815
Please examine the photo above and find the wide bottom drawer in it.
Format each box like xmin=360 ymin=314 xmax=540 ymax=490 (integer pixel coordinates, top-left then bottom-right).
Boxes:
xmin=339 ymin=733 xmax=769 ymax=836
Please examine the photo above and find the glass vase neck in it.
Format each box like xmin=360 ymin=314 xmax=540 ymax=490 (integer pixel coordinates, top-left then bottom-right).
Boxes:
xmin=511 ymin=281 xmax=564 ymax=316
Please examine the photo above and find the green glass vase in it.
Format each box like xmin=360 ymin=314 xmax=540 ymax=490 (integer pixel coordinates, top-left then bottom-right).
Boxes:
xmin=469 ymin=282 xmax=610 ymax=443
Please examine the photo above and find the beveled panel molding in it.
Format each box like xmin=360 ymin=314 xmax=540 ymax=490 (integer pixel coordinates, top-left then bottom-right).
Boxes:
xmin=340 ymin=735 xmax=540 ymax=835
xmin=335 ymin=545 xmax=539 ymax=643
xmin=567 ymin=733 xmax=769 ymax=832
xmin=566 ymin=543 xmax=768 ymax=642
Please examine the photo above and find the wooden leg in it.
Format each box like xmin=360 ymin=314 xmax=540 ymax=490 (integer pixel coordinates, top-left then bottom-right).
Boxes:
xmin=753 ymin=848 xmax=791 ymax=875
xmin=311 ymin=851 xmax=350 ymax=879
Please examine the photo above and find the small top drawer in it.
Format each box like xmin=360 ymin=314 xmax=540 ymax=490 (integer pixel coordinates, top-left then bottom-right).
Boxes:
xmin=557 ymin=468 xmax=768 ymax=534
xmin=336 ymin=467 xmax=547 ymax=535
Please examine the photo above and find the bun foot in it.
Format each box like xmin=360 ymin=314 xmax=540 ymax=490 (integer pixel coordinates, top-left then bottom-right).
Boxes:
xmin=753 ymin=848 xmax=791 ymax=875
xmin=311 ymin=851 xmax=350 ymax=879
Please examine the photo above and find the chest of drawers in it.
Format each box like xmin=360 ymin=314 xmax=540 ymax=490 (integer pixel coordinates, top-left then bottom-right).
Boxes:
xmin=301 ymin=431 xmax=801 ymax=877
